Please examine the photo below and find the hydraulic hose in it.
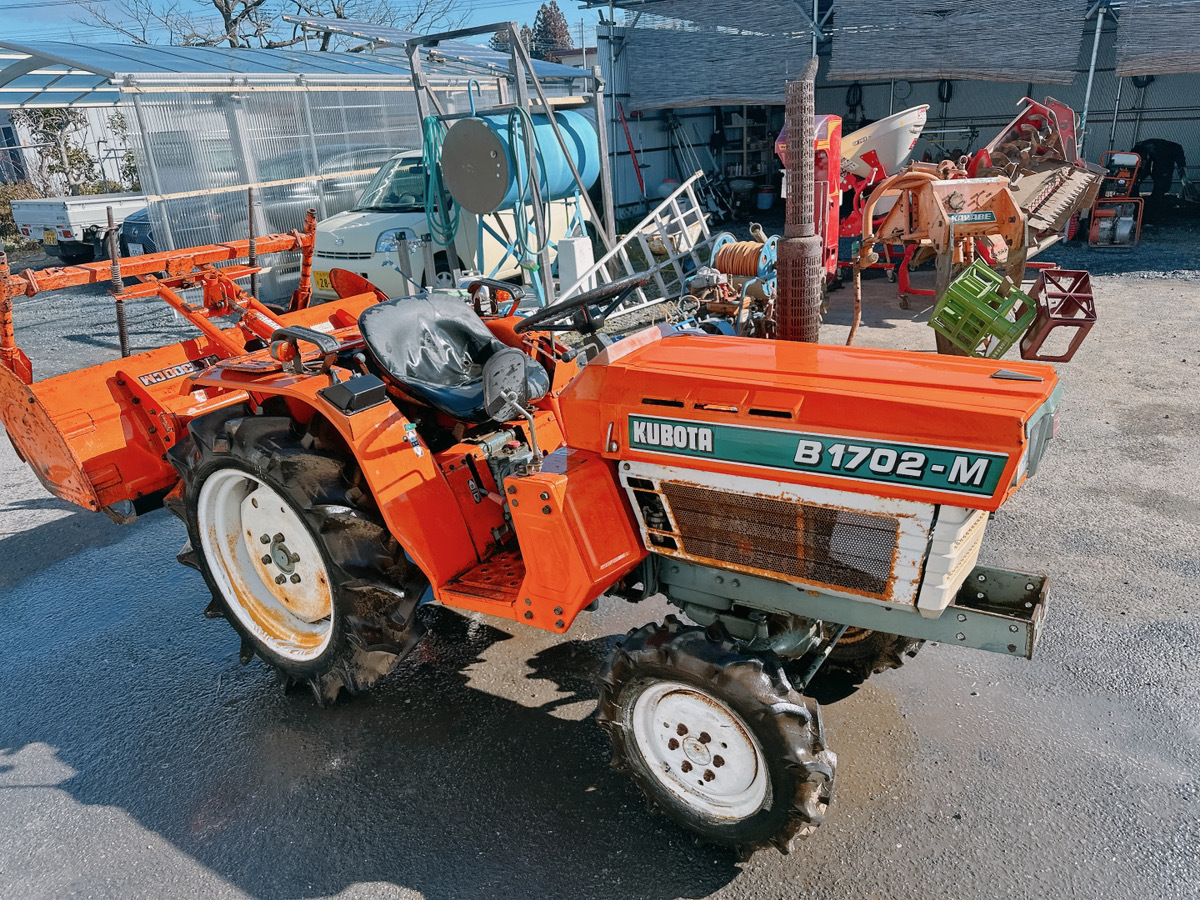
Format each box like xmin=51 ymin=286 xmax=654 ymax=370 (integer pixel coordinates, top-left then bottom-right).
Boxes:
xmin=849 ymin=170 xmax=939 ymax=346
xmin=506 ymin=105 xmax=551 ymax=266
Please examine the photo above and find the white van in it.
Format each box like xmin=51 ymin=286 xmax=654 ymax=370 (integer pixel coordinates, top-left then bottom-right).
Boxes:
xmin=312 ymin=151 xmax=589 ymax=300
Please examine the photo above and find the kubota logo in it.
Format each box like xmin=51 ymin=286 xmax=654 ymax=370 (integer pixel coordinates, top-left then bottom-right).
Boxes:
xmin=632 ymin=419 xmax=714 ymax=453
xmin=628 ymin=414 xmax=1008 ymax=497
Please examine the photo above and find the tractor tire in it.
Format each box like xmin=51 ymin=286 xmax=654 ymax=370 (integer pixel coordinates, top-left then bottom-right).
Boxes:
xmin=596 ymin=616 xmax=836 ymax=854
xmin=167 ymin=407 xmax=428 ymax=703
xmin=825 ymin=627 xmax=922 ymax=682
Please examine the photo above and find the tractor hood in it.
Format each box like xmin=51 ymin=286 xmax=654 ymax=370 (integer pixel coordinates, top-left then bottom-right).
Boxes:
xmin=557 ymin=326 xmax=1060 ymax=511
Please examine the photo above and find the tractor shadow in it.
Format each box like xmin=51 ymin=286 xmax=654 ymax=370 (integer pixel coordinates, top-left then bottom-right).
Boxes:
xmin=0 ymin=568 xmax=741 ymax=900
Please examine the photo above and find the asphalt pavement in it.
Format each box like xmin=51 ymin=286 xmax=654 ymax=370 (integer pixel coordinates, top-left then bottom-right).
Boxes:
xmin=1 ymin=246 xmax=1198 ymax=899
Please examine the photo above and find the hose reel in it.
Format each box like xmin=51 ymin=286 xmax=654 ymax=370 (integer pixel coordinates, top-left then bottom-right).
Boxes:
xmin=711 ymin=231 xmax=778 ymax=298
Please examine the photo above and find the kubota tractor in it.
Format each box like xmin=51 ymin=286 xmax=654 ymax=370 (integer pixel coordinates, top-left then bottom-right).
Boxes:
xmin=0 ymin=231 xmax=1059 ymax=853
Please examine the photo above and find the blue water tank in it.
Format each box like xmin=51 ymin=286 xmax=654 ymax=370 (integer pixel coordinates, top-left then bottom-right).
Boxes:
xmin=440 ymin=109 xmax=600 ymax=215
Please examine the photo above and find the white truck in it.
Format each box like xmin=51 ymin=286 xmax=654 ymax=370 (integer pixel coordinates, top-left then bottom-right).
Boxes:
xmin=11 ymin=193 xmax=147 ymax=264
xmin=313 ymin=151 xmax=588 ymax=300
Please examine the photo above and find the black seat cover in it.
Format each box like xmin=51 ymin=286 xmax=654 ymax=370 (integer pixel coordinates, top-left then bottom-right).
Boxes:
xmin=358 ymin=293 xmax=549 ymax=423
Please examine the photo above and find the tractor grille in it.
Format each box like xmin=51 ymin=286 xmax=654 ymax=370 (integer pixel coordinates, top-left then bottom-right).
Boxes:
xmin=660 ymin=481 xmax=899 ymax=597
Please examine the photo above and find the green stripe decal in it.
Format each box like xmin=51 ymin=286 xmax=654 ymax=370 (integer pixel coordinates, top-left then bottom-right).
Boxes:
xmin=628 ymin=415 xmax=1008 ymax=496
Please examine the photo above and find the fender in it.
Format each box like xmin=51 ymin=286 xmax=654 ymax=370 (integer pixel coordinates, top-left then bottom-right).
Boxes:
xmin=193 ymin=351 xmax=568 ymax=593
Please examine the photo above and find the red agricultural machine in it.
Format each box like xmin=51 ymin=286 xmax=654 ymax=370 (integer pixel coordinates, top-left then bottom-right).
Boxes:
xmin=1089 ymin=151 xmax=1144 ymax=248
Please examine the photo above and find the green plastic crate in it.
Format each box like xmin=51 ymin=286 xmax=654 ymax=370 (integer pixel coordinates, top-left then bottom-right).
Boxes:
xmin=928 ymin=259 xmax=1038 ymax=358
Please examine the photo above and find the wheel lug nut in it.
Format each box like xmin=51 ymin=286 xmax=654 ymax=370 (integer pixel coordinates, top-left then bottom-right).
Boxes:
xmin=273 ymin=533 xmax=284 ymax=543
xmin=275 ymin=575 xmax=286 ymax=585
xmin=680 ymin=760 xmax=693 ymax=773
xmin=290 ymin=574 xmax=301 ymax=584
xmin=703 ymin=769 xmax=715 ymax=782
xmin=259 ymin=534 xmax=270 ymax=544
xmin=290 ymin=552 xmax=300 ymax=563
xmin=667 ymin=738 xmax=679 ymax=751
xmin=261 ymin=554 xmax=272 ymax=565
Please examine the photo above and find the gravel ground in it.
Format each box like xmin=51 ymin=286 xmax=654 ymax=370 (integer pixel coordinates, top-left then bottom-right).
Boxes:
xmin=1 ymin=228 xmax=1198 ymax=899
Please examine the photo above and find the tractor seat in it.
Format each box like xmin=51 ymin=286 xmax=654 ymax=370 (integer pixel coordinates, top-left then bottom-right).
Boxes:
xmin=358 ymin=293 xmax=549 ymax=423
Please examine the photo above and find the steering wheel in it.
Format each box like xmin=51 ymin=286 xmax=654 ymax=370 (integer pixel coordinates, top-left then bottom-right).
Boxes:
xmin=513 ymin=272 xmax=652 ymax=334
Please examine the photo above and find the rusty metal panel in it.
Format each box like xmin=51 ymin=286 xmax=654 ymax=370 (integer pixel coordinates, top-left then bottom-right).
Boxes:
xmin=660 ymin=480 xmax=899 ymax=598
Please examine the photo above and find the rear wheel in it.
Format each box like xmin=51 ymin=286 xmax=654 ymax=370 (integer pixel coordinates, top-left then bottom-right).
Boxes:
xmin=596 ymin=617 xmax=836 ymax=854
xmin=168 ymin=408 xmax=429 ymax=703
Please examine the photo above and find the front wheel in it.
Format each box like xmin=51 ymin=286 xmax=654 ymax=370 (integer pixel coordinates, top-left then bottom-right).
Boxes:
xmin=825 ymin=627 xmax=922 ymax=682
xmin=596 ymin=617 xmax=836 ymax=854
xmin=168 ymin=409 xmax=429 ymax=702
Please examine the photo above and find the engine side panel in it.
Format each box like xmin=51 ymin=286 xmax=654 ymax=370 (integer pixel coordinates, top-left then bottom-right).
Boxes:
xmin=621 ymin=460 xmax=934 ymax=608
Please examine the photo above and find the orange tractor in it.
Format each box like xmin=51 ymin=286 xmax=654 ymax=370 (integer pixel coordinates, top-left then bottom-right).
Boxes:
xmin=0 ymin=219 xmax=1060 ymax=853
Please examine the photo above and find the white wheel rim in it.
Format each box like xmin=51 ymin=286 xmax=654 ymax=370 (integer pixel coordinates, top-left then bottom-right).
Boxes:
xmin=630 ymin=680 xmax=769 ymax=820
xmin=196 ymin=468 xmax=334 ymax=662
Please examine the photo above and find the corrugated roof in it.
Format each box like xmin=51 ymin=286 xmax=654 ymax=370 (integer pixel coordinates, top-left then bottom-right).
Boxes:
xmin=0 ymin=41 xmax=424 ymax=106
xmin=283 ymin=17 xmax=591 ymax=80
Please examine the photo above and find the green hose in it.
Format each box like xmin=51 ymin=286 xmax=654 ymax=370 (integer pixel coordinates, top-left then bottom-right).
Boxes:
xmin=422 ymin=115 xmax=459 ymax=248
xmin=506 ymin=105 xmax=551 ymax=266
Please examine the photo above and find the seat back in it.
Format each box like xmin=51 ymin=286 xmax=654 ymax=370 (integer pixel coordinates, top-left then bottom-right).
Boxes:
xmin=359 ymin=293 xmax=547 ymax=422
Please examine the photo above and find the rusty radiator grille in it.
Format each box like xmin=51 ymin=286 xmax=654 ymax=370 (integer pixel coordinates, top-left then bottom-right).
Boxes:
xmin=660 ymin=481 xmax=899 ymax=597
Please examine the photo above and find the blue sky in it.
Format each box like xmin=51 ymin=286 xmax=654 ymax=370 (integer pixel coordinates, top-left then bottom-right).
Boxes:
xmin=0 ymin=0 xmax=601 ymax=48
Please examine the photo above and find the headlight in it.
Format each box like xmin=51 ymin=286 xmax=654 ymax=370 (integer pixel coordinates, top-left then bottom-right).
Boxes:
xmin=376 ymin=229 xmax=408 ymax=253
xmin=1018 ymin=384 xmax=1063 ymax=482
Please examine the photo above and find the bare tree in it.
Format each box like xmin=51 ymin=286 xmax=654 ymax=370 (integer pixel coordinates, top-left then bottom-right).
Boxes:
xmin=72 ymin=0 xmax=470 ymax=50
